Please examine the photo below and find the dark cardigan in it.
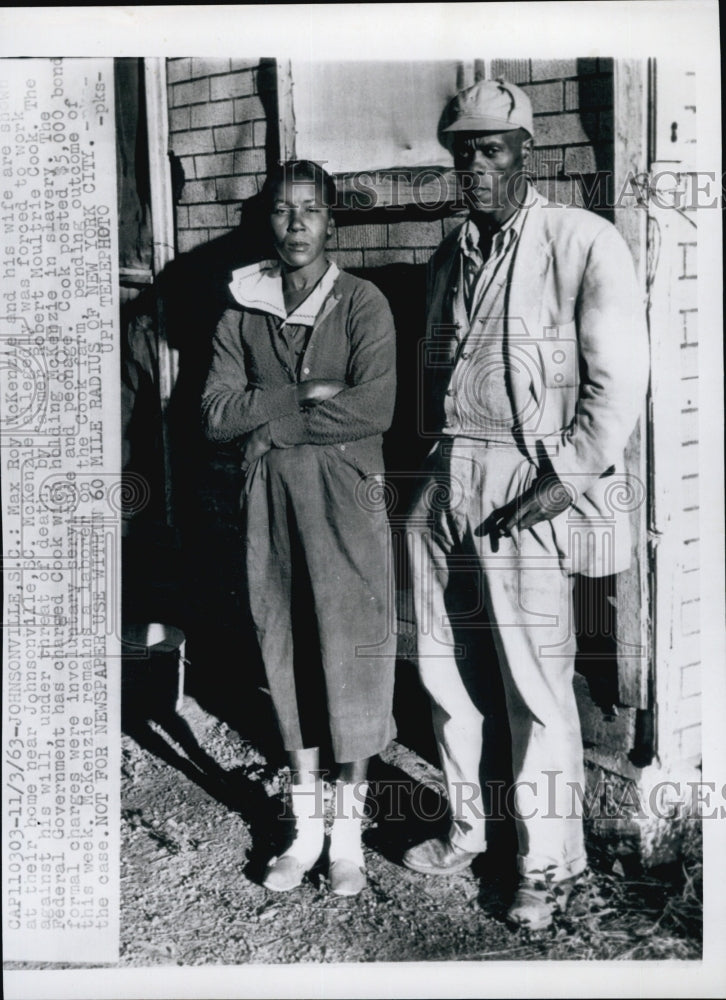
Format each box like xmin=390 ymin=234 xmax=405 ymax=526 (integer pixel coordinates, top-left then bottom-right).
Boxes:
xmin=201 ymin=269 xmax=397 ymax=475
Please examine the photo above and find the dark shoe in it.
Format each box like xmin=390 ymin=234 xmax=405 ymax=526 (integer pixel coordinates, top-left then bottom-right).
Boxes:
xmin=402 ymin=837 xmax=480 ymax=875
xmin=506 ymin=876 xmax=577 ymax=931
xmin=329 ymin=858 xmax=367 ymax=896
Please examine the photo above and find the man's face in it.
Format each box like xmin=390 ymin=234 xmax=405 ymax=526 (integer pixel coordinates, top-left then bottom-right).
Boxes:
xmin=269 ymin=179 xmax=332 ymax=272
xmin=452 ymin=129 xmax=532 ymax=216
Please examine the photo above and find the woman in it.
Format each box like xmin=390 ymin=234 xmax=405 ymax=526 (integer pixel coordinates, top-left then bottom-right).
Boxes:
xmin=201 ymin=160 xmax=397 ymax=896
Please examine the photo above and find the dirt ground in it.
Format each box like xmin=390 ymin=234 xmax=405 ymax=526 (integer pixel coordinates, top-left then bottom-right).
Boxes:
xmin=106 ymin=471 xmax=702 ymax=968
xmin=120 ymin=691 xmax=525 ymax=966
xmin=3 ymin=671 xmax=701 ymax=976
xmin=5 ymin=474 xmax=701 ymax=975
xmin=118 ymin=684 xmax=702 ymax=967
xmin=114 ymin=466 xmax=553 ymax=965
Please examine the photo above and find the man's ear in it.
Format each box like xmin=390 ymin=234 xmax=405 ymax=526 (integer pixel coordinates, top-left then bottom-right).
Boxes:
xmin=327 ymin=213 xmax=336 ymax=239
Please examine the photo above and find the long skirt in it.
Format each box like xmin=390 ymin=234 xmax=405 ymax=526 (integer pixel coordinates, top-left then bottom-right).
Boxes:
xmin=242 ymin=443 xmax=397 ymax=763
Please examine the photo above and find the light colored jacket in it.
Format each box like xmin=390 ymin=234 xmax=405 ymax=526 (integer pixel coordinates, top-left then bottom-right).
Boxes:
xmin=426 ymin=191 xmax=650 ymax=576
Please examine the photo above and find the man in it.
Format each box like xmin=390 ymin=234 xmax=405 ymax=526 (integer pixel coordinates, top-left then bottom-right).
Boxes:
xmin=403 ymin=78 xmax=649 ymax=929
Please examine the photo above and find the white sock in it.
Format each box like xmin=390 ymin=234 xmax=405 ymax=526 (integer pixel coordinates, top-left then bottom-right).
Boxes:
xmin=329 ymin=781 xmax=368 ymax=867
xmin=282 ymin=781 xmax=325 ymax=866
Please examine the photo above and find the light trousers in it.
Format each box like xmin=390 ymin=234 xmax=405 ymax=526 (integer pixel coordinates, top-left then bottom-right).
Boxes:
xmin=407 ymin=438 xmax=587 ymax=882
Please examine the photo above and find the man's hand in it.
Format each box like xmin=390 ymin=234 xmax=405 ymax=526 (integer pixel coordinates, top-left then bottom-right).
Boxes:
xmin=240 ymin=423 xmax=272 ymax=472
xmin=296 ymin=379 xmax=346 ymax=408
xmin=485 ymin=474 xmax=574 ymax=540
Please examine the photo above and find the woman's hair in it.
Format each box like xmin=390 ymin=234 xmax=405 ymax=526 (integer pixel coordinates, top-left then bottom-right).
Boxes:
xmin=261 ymin=159 xmax=338 ymax=210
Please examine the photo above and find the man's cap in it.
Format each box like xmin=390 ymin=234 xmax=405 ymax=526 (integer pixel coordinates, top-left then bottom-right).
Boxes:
xmin=441 ymin=78 xmax=533 ymax=138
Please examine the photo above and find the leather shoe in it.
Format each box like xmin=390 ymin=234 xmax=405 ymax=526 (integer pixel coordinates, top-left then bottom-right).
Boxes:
xmin=506 ymin=876 xmax=577 ymax=931
xmin=402 ymin=837 xmax=480 ymax=875
xmin=329 ymin=858 xmax=367 ymax=896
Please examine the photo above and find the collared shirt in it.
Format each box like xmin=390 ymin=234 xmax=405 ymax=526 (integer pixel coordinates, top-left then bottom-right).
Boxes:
xmin=458 ymin=208 xmax=526 ymax=320
xmin=228 ymin=259 xmax=340 ymax=377
xmin=202 ymin=266 xmax=396 ymax=473
xmin=228 ymin=258 xmax=340 ymax=325
xmin=442 ymin=208 xmax=528 ymax=443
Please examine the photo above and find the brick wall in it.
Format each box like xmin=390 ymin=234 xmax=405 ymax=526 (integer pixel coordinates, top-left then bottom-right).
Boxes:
xmin=326 ymin=59 xmax=615 ymax=269
xmin=162 ymin=57 xmax=707 ymax=771
xmin=493 ymin=57 xmax=614 ymax=212
xmin=163 ymin=51 xmax=624 ymax=657
xmin=166 ymin=57 xmax=615 ymax=267
xmin=167 ymin=57 xmax=269 ymax=253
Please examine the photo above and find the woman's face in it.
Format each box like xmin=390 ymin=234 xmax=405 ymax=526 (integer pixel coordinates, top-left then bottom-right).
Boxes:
xmin=269 ymin=179 xmax=332 ymax=274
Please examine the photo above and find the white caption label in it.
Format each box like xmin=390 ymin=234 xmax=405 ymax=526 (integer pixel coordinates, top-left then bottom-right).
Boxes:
xmin=1 ymin=57 xmax=120 ymax=963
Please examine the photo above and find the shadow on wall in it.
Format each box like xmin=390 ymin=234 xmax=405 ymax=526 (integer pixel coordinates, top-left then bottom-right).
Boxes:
xmin=121 ymin=199 xmax=432 ymax=761
xmin=121 ymin=193 xmax=622 ymax=775
xmin=577 ymin=57 xmax=615 ymax=222
xmin=122 ymin=192 xmax=275 ymax=748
